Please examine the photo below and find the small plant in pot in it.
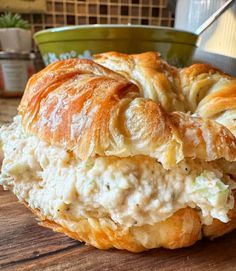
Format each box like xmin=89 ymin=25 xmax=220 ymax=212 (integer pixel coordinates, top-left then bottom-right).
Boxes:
xmin=0 ymin=12 xmax=31 ymax=53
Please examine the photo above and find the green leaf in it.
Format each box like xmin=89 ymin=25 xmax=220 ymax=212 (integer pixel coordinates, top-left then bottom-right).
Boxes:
xmin=0 ymin=12 xmax=30 ymax=29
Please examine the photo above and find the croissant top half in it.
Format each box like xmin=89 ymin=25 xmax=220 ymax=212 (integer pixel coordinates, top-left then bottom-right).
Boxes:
xmin=18 ymin=54 xmax=236 ymax=169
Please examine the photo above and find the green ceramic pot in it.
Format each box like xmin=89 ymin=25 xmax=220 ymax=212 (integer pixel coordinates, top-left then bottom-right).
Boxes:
xmin=34 ymin=25 xmax=198 ymax=67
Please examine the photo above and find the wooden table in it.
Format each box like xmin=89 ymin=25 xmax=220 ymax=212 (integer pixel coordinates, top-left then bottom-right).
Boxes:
xmin=1 ymin=98 xmax=236 ymax=271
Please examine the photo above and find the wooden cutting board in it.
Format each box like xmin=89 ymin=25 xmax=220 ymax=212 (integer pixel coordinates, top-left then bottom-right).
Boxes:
xmin=1 ymin=86 xmax=236 ymax=270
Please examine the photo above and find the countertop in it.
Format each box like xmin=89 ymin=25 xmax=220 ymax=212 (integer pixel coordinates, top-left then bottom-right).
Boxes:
xmin=1 ymin=51 xmax=236 ymax=270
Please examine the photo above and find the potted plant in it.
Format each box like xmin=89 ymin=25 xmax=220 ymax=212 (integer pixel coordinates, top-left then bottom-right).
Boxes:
xmin=0 ymin=12 xmax=31 ymax=53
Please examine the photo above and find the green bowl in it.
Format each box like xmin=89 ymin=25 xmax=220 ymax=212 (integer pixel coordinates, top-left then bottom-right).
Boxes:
xmin=34 ymin=25 xmax=198 ymax=67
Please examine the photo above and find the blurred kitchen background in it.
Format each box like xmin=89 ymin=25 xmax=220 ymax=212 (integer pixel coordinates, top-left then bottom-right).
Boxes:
xmin=1 ymin=0 xmax=236 ymax=60
xmin=0 ymin=0 xmax=236 ymax=97
xmin=0 ymin=0 xmax=175 ymax=32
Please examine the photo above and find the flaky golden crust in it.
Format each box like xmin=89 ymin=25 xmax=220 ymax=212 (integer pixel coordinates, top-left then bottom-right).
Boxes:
xmin=94 ymin=51 xmax=184 ymax=112
xmin=18 ymin=58 xmax=236 ymax=168
xmin=19 ymin=59 xmax=140 ymax=160
xmin=27 ymin=204 xmax=202 ymax=252
xmin=180 ymin=64 xmax=236 ymax=136
xmin=170 ymin=112 xmax=236 ymax=162
xmin=95 ymin=52 xmax=236 ymax=137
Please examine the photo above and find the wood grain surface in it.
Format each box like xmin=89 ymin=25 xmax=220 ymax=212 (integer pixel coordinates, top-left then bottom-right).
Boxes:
xmin=1 ymin=95 xmax=236 ymax=271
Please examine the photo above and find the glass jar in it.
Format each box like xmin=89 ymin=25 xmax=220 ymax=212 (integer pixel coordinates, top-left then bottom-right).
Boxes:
xmin=0 ymin=52 xmax=35 ymax=98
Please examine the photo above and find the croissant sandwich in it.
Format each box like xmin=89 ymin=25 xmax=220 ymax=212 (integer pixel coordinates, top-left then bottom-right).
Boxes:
xmin=1 ymin=52 xmax=236 ymax=252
